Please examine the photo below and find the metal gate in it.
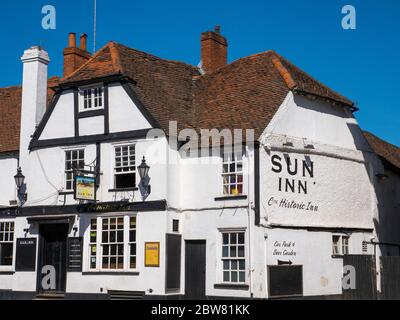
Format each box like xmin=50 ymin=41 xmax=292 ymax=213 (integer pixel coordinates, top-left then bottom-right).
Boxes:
xmin=380 ymin=256 xmax=400 ymax=300
xmin=342 ymin=255 xmax=377 ymax=300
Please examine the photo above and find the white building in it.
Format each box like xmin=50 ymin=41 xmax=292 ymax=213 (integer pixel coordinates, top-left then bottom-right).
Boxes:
xmin=0 ymin=28 xmax=399 ymax=300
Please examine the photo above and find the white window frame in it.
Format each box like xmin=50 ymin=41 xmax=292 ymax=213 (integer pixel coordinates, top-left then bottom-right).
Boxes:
xmin=219 ymin=228 xmax=247 ymax=284
xmin=113 ymin=144 xmax=136 ymax=190
xmin=221 ymin=148 xmax=245 ymax=197
xmin=332 ymin=234 xmax=350 ymax=256
xmin=85 ymin=215 xmax=137 ymax=273
xmin=0 ymin=221 xmax=15 ymax=270
xmin=64 ymin=148 xmax=85 ymax=191
xmin=79 ymin=85 xmax=104 ymax=112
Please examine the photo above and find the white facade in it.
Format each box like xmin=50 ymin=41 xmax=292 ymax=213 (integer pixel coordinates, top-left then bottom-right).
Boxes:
xmin=0 ymin=45 xmax=399 ymax=300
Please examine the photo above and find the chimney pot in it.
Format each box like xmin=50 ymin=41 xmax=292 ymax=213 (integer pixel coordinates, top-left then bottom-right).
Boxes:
xmin=80 ymin=33 xmax=88 ymax=51
xmin=68 ymin=32 xmax=77 ymax=48
xmin=214 ymin=25 xmax=221 ymax=34
xmin=63 ymin=32 xmax=91 ymax=78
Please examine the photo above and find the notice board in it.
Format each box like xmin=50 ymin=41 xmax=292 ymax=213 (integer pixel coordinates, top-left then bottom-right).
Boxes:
xmin=15 ymin=238 xmax=37 ymax=272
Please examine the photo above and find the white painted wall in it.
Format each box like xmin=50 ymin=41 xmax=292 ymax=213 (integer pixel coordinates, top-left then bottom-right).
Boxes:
xmin=79 ymin=116 xmax=105 ymax=136
xmin=40 ymin=90 xmax=75 ymax=140
xmin=0 ymin=156 xmax=18 ymax=206
xmin=108 ymin=84 xmax=152 ymax=133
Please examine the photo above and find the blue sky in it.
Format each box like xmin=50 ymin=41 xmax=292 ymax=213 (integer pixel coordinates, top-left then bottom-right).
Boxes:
xmin=0 ymin=0 xmax=399 ymax=146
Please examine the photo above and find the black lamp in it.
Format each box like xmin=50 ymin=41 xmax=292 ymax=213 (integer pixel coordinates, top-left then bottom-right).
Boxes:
xmin=138 ymin=157 xmax=150 ymax=180
xmin=137 ymin=157 xmax=151 ymax=198
xmin=14 ymin=167 xmax=25 ymax=190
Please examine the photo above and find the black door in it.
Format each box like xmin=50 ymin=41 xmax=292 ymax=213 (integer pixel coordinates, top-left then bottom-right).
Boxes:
xmin=38 ymin=224 xmax=68 ymax=294
xmin=342 ymin=255 xmax=377 ymax=300
xmin=185 ymin=240 xmax=206 ymax=300
xmin=380 ymin=256 xmax=400 ymax=300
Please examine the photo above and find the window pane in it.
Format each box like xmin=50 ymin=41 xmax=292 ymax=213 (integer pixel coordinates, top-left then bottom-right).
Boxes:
xmin=223 ymin=234 xmax=229 ymax=245
xmin=129 ymin=231 xmax=136 ymax=242
xmin=238 ymin=233 xmax=245 ymax=244
xmin=239 ymin=271 xmax=246 ymax=283
xmin=230 ymin=233 xmax=237 ymax=244
xmin=0 ymin=243 xmax=13 ymax=266
xmin=222 ymin=246 xmax=229 ymax=258
xmin=238 ymin=246 xmax=245 ymax=257
xmin=231 ymin=260 xmax=238 ymax=270
xmin=231 ymin=271 xmax=238 ymax=283
xmin=130 ymin=256 xmax=136 ymax=269
xmin=239 ymin=260 xmax=245 ymax=270
xmin=117 ymin=231 xmax=123 ymax=242
xmin=115 ymin=173 xmax=136 ymax=189
xmin=223 ymin=271 xmax=230 ymax=282
xmin=230 ymin=246 xmax=237 ymax=257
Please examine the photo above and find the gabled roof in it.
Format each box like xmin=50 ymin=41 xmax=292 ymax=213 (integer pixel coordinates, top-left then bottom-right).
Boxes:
xmin=0 ymin=77 xmax=59 ymax=154
xmin=0 ymin=40 xmax=357 ymax=154
xmin=60 ymin=42 xmax=354 ymax=137
xmin=363 ymin=131 xmax=400 ymax=172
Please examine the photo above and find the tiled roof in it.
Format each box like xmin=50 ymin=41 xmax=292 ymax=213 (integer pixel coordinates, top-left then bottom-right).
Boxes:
xmin=61 ymin=43 xmax=354 ymax=136
xmin=0 ymin=85 xmax=22 ymax=153
xmin=0 ymin=77 xmax=59 ymax=154
xmin=363 ymin=131 xmax=400 ymax=171
xmin=0 ymin=41 xmax=357 ymax=154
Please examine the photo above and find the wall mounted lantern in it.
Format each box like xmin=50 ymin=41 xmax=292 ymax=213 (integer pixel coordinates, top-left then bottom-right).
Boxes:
xmin=138 ymin=157 xmax=151 ymax=199
xmin=14 ymin=167 xmax=27 ymax=205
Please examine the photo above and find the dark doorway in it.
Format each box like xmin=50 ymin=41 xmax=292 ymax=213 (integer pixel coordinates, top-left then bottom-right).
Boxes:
xmin=380 ymin=256 xmax=400 ymax=300
xmin=37 ymin=224 xmax=69 ymax=294
xmin=342 ymin=255 xmax=377 ymax=300
xmin=185 ymin=240 xmax=206 ymax=300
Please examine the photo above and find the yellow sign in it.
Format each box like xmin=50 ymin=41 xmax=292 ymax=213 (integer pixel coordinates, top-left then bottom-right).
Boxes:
xmin=75 ymin=175 xmax=96 ymax=201
xmin=145 ymin=242 xmax=160 ymax=267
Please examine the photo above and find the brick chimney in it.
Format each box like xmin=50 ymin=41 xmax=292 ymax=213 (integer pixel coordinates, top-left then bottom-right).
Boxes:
xmin=201 ymin=26 xmax=228 ymax=74
xmin=63 ymin=33 xmax=91 ymax=78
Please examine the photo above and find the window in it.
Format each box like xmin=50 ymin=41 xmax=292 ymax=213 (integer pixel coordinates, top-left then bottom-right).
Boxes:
xmin=222 ymin=231 xmax=246 ymax=283
xmin=65 ymin=149 xmax=85 ymax=190
xmin=114 ymin=145 xmax=136 ymax=189
xmin=101 ymin=217 xmax=124 ymax=270
xmin=332 ymin=235 xmax=350 ymax=256
xmin=89 ymin=219 xmax=97 ymax=269
xmin=88 ymin=216 xmax=137 ymax=271
xmin=80 ymin=87 xmax=104 ymax=111
xmin=362 ymin=241 xmax=368 ymax=254
xmin=222 ymin=150 xmax=244 ymax=196
xmin=129 ymin=217 xmax=137 ymax=269
xmin=172 ymin=220 xmax=179 ymax=233
xmin=0 ymin=222 xmax=14 ymax=266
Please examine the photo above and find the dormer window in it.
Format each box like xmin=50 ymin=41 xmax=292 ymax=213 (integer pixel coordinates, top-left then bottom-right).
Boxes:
xmin=80 ymin=86 xmax=104 ymax=112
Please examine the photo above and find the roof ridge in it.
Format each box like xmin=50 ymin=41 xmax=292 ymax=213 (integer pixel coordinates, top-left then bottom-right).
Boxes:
xmin=112 ymin=41 xmax=199 ymax=71
xmin=273 ymin=52 xmax=353 ymax=106
xmin=109 ymin=41 xmax=124 ymax=74
xmin=196 ymin=50 xmax=277 ymax=79
xmin=270 ymin=54 xmax=297 ymax=90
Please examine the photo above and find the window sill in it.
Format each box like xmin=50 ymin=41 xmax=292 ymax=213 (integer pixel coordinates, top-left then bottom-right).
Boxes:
xmin=78 ymin=109 xmax=105 ymax=118
xmin=108 ymin=188 xmax=138 ymax=193
xmin=215 ymin=195 xmax=248 ymax=201
xmin=0 ymin=270 xmax=15 ymax=275
xmin=214 ymin=283 xmax=249 ymax=290
xmin=82 ymin=271 xmax=140 ymax=276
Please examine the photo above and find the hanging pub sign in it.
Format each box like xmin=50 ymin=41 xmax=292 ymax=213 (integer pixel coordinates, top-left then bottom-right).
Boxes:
xmin=74 ymin=174 xmax=96 ymax=201
xmin=145 ymin=242 xmax=160 ymax=267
